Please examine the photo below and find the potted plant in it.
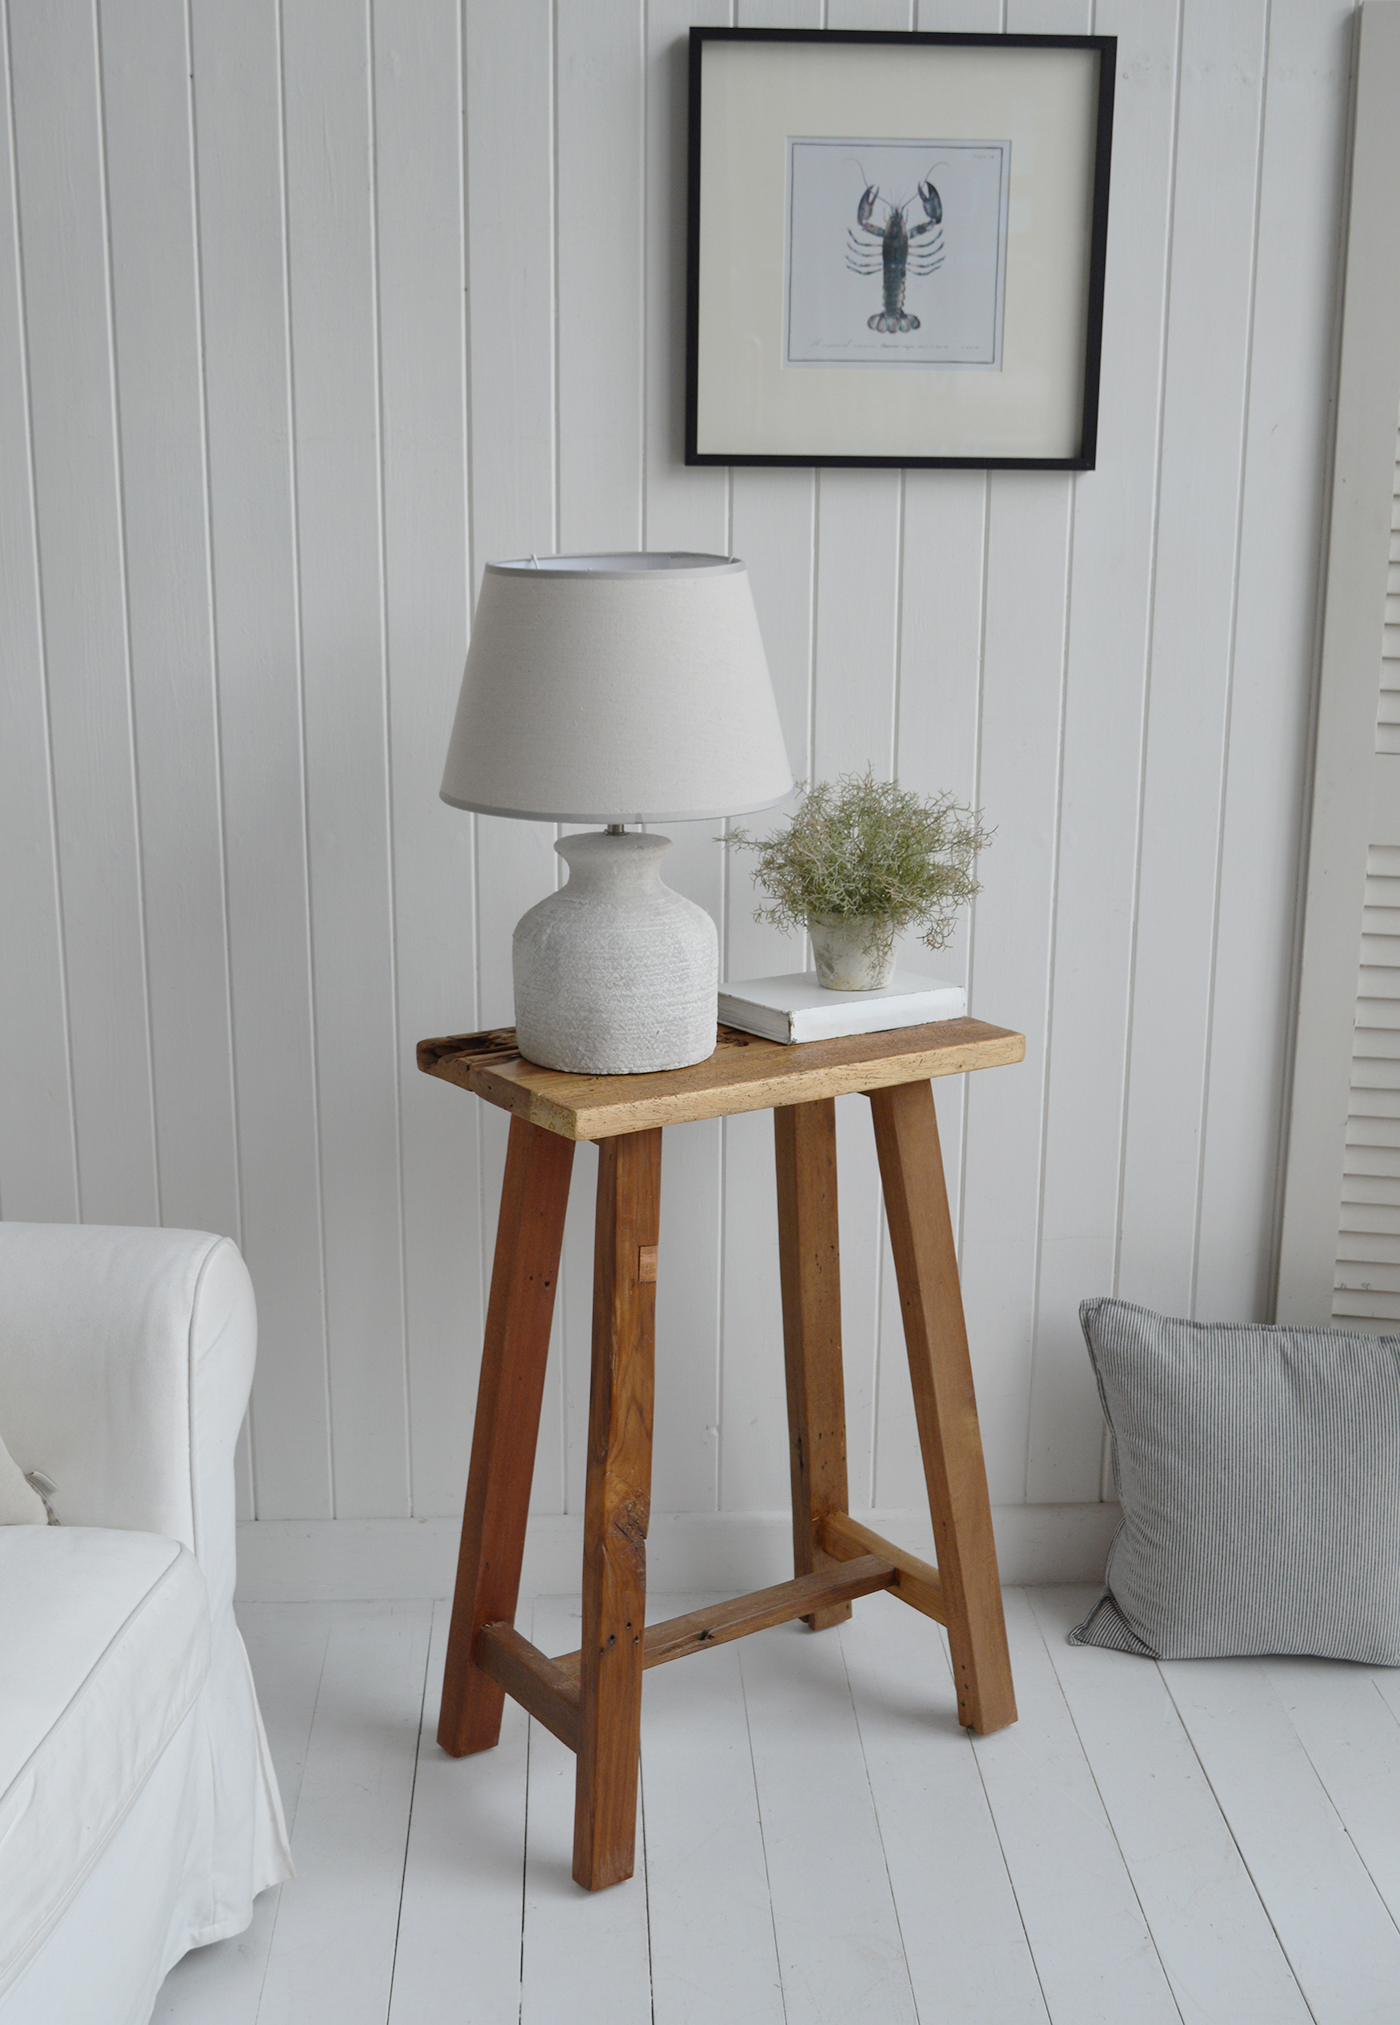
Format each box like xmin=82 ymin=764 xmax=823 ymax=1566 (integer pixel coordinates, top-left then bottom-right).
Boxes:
xmin=725 ymin=769 xmax=990 ymax=990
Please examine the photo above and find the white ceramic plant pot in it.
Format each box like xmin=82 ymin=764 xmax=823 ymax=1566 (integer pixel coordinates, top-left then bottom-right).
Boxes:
xmin=513 ymin=831 xmax=718 ymax=1073
xmin=807 ymin=913 xmax=897 ymax=992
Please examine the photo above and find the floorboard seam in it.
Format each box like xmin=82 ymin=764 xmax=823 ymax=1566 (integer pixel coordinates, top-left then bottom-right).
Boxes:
xmin=737 ymin=1638 xmax=789 ymax=2025
xmin=1261 ymin=1658 xmax=1400 ymax=1948
xmin=252 ymin=1613 xmax=334 ymax=2025
xmin=965 ymin=1592 xmax=1053 ymax=2025
xmin=1368 ymin=1667 xmax=1400 ymax=1729
xmin=638 ymin=1758 xmax=657 ymax=2025
xmin=1023 ymin=1588 xmax=1186 ymax=2025
xmin=384 ymin=1600 xmax=436 ymax=2022
xmin=519 ymin=1599 xmax=534 ymax=2023
xmin=838 ymin=1615 xmax=924 ymax=2025
xmin=1152 ymin=1659 xmax=1319 ymax=2025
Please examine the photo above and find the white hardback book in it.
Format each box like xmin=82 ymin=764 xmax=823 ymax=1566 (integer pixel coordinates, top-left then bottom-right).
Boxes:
xmin=718 ymin=969 xmax=967 ymax=1045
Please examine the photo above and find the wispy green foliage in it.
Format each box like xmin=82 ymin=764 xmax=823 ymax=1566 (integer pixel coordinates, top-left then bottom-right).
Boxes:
xmin=725 ymin=769 xmax=990 ymax=961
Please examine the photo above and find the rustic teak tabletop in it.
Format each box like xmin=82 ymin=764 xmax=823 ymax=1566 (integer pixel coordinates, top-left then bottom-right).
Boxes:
xmin=419 ymin=1017 xmax=1025 ymax=1891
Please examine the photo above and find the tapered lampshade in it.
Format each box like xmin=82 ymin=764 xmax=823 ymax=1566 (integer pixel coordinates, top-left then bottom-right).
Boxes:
xmin=440 ymin=554 xmax=792 ymax=823
xmin=440 ymin=553 xmax=792 ymax=1075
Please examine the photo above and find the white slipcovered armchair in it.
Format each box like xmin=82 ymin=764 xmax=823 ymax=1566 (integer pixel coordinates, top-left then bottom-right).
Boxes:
xmin=0 ymin=1224 xmax=293 ymax=2025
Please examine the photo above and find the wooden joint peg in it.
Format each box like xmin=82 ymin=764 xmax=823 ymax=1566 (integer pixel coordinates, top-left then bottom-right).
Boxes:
xmin=774 ymin=1098 xmax=851 ymax=1631
xmin=574 ymin=1127 xmax=662 ymax=1890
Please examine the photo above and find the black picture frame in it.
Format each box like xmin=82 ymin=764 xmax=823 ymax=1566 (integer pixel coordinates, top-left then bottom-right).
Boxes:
xmin=685 ymin=27 xmax=1115 ymax=471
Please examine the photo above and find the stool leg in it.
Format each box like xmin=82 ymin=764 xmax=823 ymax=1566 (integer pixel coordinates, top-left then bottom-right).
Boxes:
xmin=774 ymin=1098 xmax=851 ymax=1631
xmin=868 ymin=1080 xmax=1016 ymax=1734
xmin=574 ymin=1127 xmax=661 ymax=1891
xmin=438 ymin=1115 xmax=575 ymax=1758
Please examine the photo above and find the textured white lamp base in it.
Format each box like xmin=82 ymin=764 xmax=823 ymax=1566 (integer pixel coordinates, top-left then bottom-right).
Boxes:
xmin=513 ymin=831 xmax=718 ymax=1074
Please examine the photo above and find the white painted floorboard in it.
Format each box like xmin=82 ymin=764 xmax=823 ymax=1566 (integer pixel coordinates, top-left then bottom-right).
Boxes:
xmin=1028 ymin=1589 xmax=1312 ymax=2025
xmin=637 ymin=1600 xmax=786 ymax=2025
xmin=155 ymin=1589 xmax=1400 ymax=2025
xmin=385 ymin=1606 xmax=531 ymax=2025
xmin=519 ymin=1599 xmax=654 ymax=2025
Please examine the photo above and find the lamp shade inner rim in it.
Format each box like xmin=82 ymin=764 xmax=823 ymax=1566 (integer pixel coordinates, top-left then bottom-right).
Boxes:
xmin=487 ymin=551 xmax=742 ymax=577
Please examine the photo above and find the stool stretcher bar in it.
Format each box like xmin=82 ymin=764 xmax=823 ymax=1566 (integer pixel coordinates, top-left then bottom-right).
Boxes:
xmin=474 ymin=1532 xmax=947 ymax=1760
xmin=473 ymin=1623 xmax=580 ymax=1752
xmin=820 ymin=1511 xmax=946 ymax=1623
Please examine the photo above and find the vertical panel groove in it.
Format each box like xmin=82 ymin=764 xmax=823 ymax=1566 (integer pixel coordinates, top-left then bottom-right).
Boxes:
xmin=1109 ymin=0 xmax=1185 ymax=1304
xmin=1190 ymin=0 xmax=1273 ymax=1316
xmin=1096 ymin=0 xmax=1186 ymax=1501
xmin=462 ymin=0 xmax=487 ymax=1433
xmin=0 ymin=0 xmax=81 ymax=1219
xmin=182 ymin=0 xmax=254 ymax=1514
xmin=1022 ymin=491 xmax=1076 ymax=1501
xmin=183 ymin=0 xmax=243 ymax=1260
xmin=93 ymin=0 xmax=162 ymax=1221
xmin=276 ymin=0 xmax=336 ymax=1516
xmin=370 ymin=0 xmax=415 ymax=1503
xmin=550 ymin=0 xmax=561 ymax=556
xmin=955 ymin=472 xmax=991 ymax=1264
xmin=549 ymin=0 xmax=564 ymax=1507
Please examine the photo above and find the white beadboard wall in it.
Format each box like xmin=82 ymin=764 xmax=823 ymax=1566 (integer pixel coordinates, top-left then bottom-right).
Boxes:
xmin=0 ymin=1 xmax=1355 ymax=1554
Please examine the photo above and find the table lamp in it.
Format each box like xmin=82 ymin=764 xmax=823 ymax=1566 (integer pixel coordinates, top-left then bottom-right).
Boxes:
xmin=440 ymin=552 xmax=792 ymax=1074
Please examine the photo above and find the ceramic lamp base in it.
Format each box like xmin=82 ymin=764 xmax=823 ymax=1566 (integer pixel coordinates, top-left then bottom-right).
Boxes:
xmin=512 ymin=831 xmax=718 ymax=1073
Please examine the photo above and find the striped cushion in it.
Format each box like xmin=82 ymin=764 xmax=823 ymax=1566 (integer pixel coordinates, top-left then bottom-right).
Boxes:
xmin=1070 ymin=1298 xmax=1400 ymax=1662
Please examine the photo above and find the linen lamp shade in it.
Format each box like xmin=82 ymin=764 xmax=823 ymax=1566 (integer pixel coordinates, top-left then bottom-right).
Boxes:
xmin=439 ymin=553 xmax=792 ymax=1074
xmin=439 ymin=554 xmax=792 ymax=823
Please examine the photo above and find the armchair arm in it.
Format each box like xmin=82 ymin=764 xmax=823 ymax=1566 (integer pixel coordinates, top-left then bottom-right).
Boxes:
xmin=0 ymin=1224 xmax=255 ymax=1621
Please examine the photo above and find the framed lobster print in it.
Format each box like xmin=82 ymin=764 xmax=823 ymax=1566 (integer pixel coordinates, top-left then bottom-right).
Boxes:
xmin=684 ymin=28 xmax=1115 ymax=470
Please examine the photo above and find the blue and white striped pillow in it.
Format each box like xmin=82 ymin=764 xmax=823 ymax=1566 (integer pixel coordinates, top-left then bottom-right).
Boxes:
xmin=1071 ymin=1298 xmax=1400 ymax=1662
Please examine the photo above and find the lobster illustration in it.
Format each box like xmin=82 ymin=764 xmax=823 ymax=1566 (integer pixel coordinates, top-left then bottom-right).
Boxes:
xmin=846 ymin=176 xmax=944 ymax=333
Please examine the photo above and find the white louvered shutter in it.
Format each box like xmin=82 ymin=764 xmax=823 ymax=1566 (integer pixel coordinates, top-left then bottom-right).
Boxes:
xmin=1279 ymin=4 xmax=1400 ymax=1329
xmin=1380 ymin=427 xmax=1400 ymax=755
xmin=1333 ymin=844 xmax=1400 ymax=1325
